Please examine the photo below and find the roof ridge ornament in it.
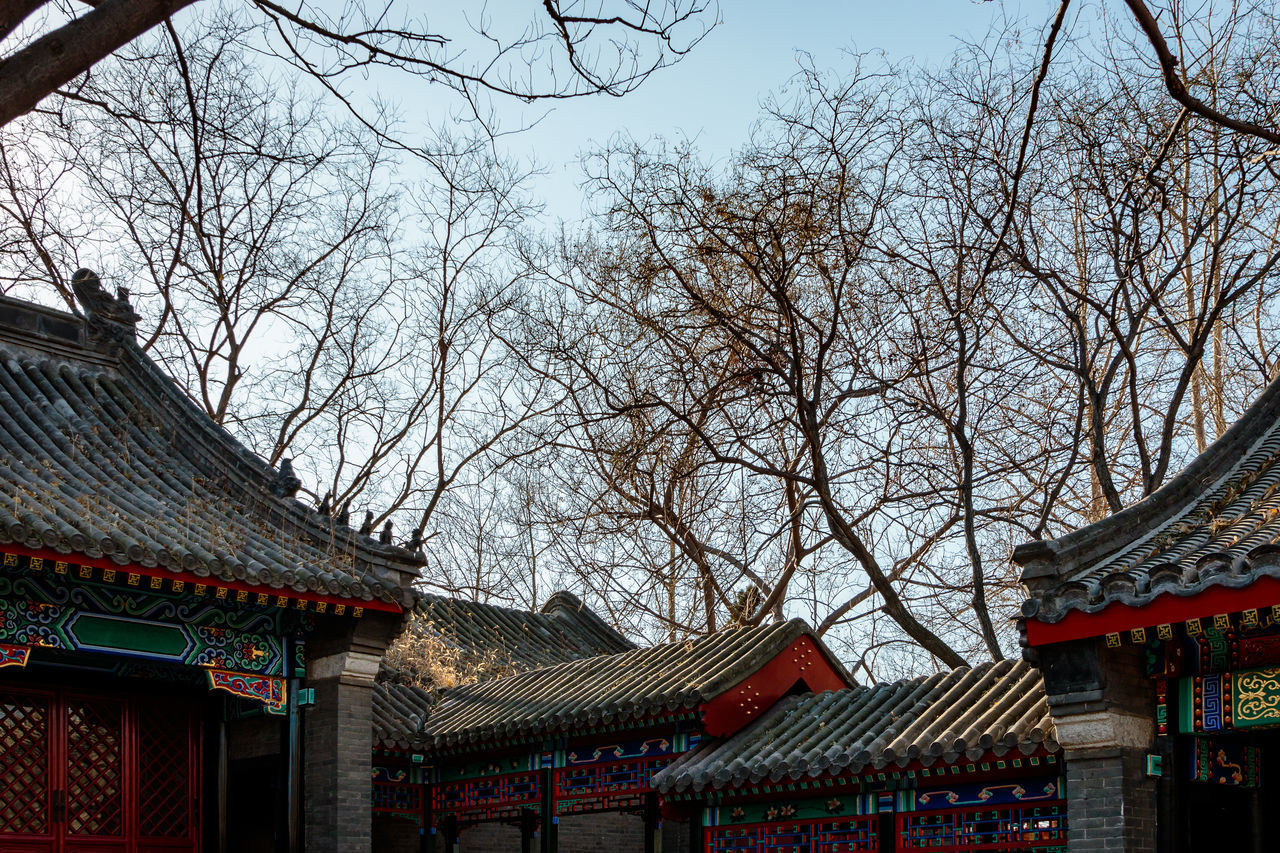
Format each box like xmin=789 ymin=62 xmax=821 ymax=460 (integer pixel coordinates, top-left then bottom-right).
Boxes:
xmin=70 ymin=268 xmax=139 ymax=339
xmin=271 ymin=457 xmax=302 ymax=498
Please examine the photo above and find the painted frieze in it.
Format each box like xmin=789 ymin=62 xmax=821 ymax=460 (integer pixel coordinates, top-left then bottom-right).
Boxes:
xmin=1178 ymin=666 xmax=1280 ymax=732
xmin=207 ymin=668 xmax=287 ymax=714
xmin=0 ymin=568 xmax=295 ymax=675
xmin=1191 ymin=738 xmax=1261 ymax=788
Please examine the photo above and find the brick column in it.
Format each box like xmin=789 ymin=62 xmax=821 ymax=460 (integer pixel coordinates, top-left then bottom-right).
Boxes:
xmin=304 ymin=611 xmax=405 ymax=853
xmin=1034 ymin=638 xmax=1156 ymax=853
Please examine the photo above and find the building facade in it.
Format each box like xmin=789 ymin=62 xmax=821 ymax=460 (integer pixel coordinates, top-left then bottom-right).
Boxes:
xmin=1017 ymin=371 xmax=1280 ymax=852
xmin=0 ymin=276 xmax=1133 ymax=853
xmin=0 ymin=278 xmax=421 ymax=852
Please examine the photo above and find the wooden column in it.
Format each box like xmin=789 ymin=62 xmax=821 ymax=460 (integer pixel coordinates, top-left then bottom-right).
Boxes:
xmin=420 ymin=779 xmax=434 ymax=853
xmin=216 ymin=715 xmax=228 ymax=853
xmin=444 ymin=815 xmax=459 ymax=853
xmin=520 ymin=809 xmax=535 ymax=853
xmin=285 ymin=666 xmax=303 ymax=853
xmin=877 ymin=811 xmax=897 ymax=853
xmin=539 ymin=767 xmax=558 ymax=853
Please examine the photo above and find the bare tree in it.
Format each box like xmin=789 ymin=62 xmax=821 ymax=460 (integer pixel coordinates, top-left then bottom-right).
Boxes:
xmin=0 ymin=13 xmax=554 ymax=562
xmin=1120 ymin=0 xmax=1280 ymax=147
xmin=0 ymin=0 xmax=713 ymax=131
xmin=996 ymin=3 xmax=1280 ymax=519
xmin=512 ymin=7 xmax=1280 ymax=674
xmin=514 ymin=59 xmax=1012 ymax=668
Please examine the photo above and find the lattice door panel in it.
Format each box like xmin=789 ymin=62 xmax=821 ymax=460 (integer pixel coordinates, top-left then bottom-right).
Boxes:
xmin=136 ymin=703 xmax=194 ymax=839
xmin=0 ymin=686 xmax=200 ymax=851
xmin=64 ymin=697 xmax=126 ymax=838
xmin=0 ymin=688 xmax=52 ymax=838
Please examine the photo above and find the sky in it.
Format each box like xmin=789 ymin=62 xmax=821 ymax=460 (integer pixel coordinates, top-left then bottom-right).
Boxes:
xmin=478 ymin=0 xmax=1032 ymax=224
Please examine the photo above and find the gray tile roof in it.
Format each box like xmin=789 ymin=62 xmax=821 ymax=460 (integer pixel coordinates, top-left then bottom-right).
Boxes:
xmin=373 ymin=591 xmax=633 ymax=748
xmin=654 ymin=660 xmax=1057 ymax=794
xmin=0 ymin=289 xmax=421 ymax=605
xmin=374 ymin=681 xmax=438 ymax=749
xmin=419 ymin=619 xmax=848 ymax=751
xmin=1016 ymin=372 xmax=1280 ymax=624
xmin=414 ymin=590 xmax=633 ymax=670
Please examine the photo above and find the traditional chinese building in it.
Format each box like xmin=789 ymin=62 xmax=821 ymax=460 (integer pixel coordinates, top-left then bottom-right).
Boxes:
xmin=374 ymin=618 xmax=851 ymax=852
xmin=371 ymin=590 xmax=636 ymax=849
xmin=1017 ymin=373 xmax=1280 ymax=852
xmin=655 ymin=659 xmax=1063 ymax=853
xmin=0 ymin=276 xmax=421 ymax=852
xmin=372 ymin=615 xmax=1071 ymax=853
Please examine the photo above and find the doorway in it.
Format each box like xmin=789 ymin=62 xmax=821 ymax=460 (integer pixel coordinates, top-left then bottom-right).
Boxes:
xmin=0 ymin=685 xmax=200 ymax=852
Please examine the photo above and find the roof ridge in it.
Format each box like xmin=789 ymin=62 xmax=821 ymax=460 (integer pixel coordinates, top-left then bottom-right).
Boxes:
xmin=655 ymin=660 xmax=1057 ymax=793
xmin=1016 ymin=368 xmax=1280 ymax=600
xmin=113 ymin=342 xmax=423 ymax=583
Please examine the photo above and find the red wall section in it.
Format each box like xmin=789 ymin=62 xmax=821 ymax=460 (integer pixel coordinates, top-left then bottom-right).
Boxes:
xmin=700 ymin=635 xmax=850 ymax=738
xmin=1025 ymin=575 xmax=1280 ymax=646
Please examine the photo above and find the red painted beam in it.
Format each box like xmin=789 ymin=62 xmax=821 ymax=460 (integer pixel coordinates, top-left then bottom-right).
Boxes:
xmin=0 ymin=542 xmax=403 ymax=613
xmin=1024 ymin=576 xmax=1280 ymax=646
xmin=700 ymin=635 xmax=850 ymax=738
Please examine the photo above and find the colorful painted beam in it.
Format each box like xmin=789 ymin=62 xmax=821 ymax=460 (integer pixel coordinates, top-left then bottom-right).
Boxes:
xmin=1177 ymin=665 xmax=1280 ymax=732
xmin=0 ymin=642 xmax=29 ymax=669
xmin=0 ymin=593 xmax=291 ymax=675
xmin=207 ymin=668 xmax=287 ymax=715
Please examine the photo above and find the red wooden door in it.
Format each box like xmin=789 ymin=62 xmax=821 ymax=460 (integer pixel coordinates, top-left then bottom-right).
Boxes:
xmin=134 ymin=701 xmax=198 ymax=853
xmin=0 ymin=687 xmax=199 ymax=853
xmin=0 ymin=688 xmax=54 ymax=853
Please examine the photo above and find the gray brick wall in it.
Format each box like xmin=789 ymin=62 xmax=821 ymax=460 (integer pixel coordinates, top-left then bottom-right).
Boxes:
xmin=431 ymin=810 xmax=694 ymax=852
xmin=558 ymin=811 xmax=644 ymax=852
xmin=1064 ymin=750 xmax=1156 ymax=853
xmin=458 ymin=820 xmax=522 ymax=851
xmin=1037 ymin=638 xmax=1157 ymax=853
xmin=662 ymin=816 xmax=693 ymax=853
xmin=373 ymin=814 xmax=424 ymax=852
xmin=305 ymin=676 xmax=376 ymax=852
xmin=304 ymin=611 xmax=406 ymax=853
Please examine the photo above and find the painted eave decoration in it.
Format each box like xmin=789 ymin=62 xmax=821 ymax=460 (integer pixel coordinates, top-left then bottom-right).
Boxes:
xmin=0 ymin=546 xmax=389 ymax=616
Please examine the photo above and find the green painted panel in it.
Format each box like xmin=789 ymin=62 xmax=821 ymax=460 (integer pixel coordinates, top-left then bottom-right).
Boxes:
xmin=68 ymin=613 xmax=192 ymax=658
xmin=1179 ymin=677 xmax=1195 ymax=734
xmin=1232 ymin=666 xmax=1280 ymax=728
